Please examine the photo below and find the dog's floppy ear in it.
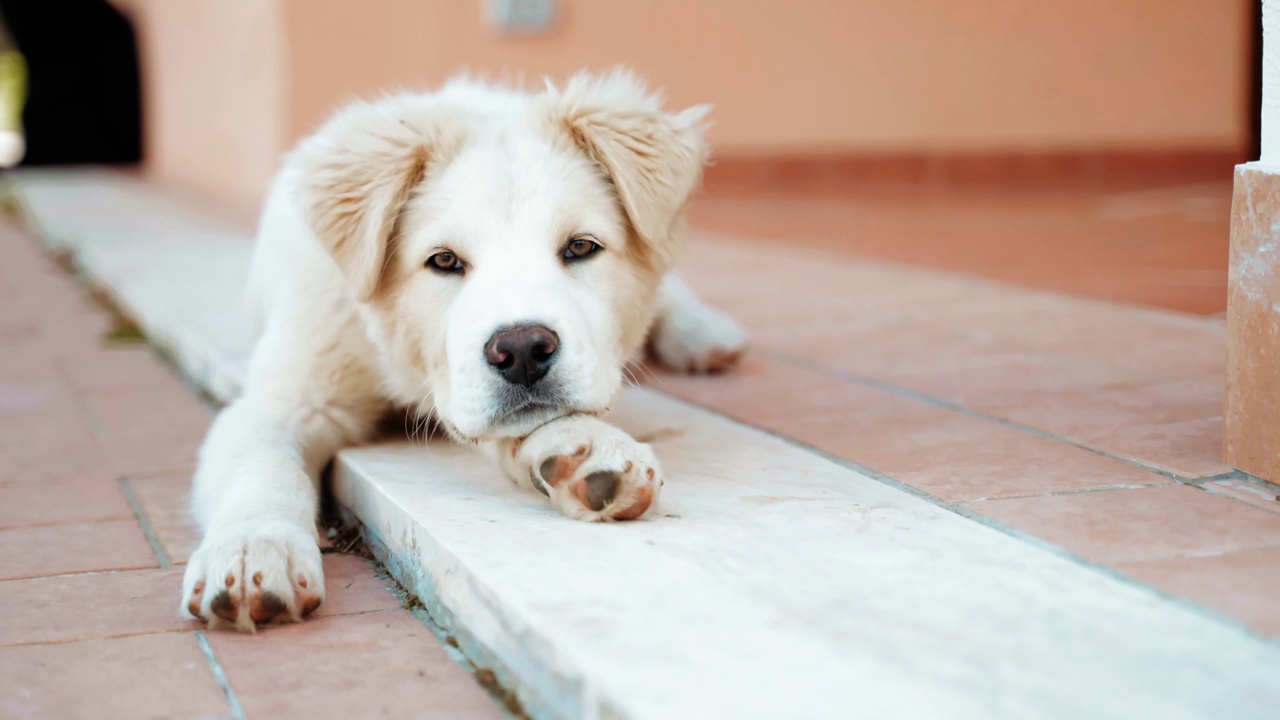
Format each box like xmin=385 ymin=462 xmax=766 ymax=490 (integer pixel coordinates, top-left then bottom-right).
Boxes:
xmin=296 ymin=98 xmax=466 ymax=301
xmin=541 ymin=69 xmax=711 ymax=269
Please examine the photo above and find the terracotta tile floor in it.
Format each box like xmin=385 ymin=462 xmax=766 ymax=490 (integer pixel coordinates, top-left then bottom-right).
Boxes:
xmin=0 ymin=222 xmax=503 ymax=719
xmin=688 ymin=180 xmax=1233 ymax=315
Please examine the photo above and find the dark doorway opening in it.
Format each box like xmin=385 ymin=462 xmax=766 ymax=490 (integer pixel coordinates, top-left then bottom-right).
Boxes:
xmin=0 ymin=0 xmax=141 ymax=165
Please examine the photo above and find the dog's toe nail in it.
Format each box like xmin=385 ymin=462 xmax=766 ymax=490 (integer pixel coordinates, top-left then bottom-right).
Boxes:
xmin=530 ymin=470 xmax=551 ymax=496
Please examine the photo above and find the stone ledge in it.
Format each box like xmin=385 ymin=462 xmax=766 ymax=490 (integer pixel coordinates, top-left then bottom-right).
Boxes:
xmin=15 ymin=168 xmax=1280 ymax=720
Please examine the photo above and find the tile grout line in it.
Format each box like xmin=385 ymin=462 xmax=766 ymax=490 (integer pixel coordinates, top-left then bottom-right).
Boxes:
xmin=0 ymin=515 xmax=138 ymax=531
xmin=1189 ymin=469 xmax=1280 ymax=492
xmin=963 ymin=482 xmax=1176 ymax=503
xmin=647 ymin=387 xmax=1280 ymax=648
xmin=50 ymin=356 xmax=110 ymax=446
xmin=0 ymin=465 xmax=199 ymax=490
xmin=196 ymin=630 xmax=248 ymax=720
xmin=118 ymin=476 xmax=173 ymax=569
xmin=0 ymin=566 xmax=158 ymax=582
xmin=1190 ymin=486 xmax=1280 ymax=516
xmin=1114 ymin=543 xmax=1280 ymax=564
xmin=2 ymin=627 xmax=192 ymax=649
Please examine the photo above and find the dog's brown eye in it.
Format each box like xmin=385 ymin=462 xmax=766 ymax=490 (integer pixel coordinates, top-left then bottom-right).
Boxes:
xmin=562 ymin=236 xmax=601 ymax=262
xmin=425 ymin=251 xmax=464 ymax=274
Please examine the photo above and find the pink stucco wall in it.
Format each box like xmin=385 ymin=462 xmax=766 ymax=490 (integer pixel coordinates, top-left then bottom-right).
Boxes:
xmin=114 ymin=0 xmax=1254 ymax=204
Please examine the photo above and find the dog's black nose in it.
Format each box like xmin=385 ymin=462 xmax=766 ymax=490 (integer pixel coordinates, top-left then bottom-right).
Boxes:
xmin=485 ymin=324 xmax=559 ymax=387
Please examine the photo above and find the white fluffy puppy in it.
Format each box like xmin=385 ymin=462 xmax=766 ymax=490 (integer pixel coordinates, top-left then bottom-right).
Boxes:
xmin=183 ymin=69 xmax=746 ymax=631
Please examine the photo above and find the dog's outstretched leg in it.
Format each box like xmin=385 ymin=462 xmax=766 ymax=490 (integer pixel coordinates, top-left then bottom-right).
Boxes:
xmin=182 ymin=322 xmax=383 ymax=631
xmin=648 ymin=273 xmax=747 ymax=373
xmin=182 ymin=398 xmax=327 ymax=631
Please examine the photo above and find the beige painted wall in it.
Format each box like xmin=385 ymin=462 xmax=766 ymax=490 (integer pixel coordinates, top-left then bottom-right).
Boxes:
xmin=285 ymin=0 xmax=1252 ymax=153
xmin=112 ymin=0 xmax=287 ymax=204
xmin=115 ymin=0 xmax=1252 ymax=202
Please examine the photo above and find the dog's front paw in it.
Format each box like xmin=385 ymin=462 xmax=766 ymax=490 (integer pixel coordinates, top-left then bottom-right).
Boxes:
xmin=182 ymin=519 xmax=324 ymax=632
xmin=649 ymin=300 xmax=746 ymax=374
xmin=517 ymin=417 xmax=663 ymax=522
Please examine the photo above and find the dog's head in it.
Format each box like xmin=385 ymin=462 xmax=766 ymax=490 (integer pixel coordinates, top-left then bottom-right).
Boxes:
xmin=296 ymin=70 xmax=709 ymax=441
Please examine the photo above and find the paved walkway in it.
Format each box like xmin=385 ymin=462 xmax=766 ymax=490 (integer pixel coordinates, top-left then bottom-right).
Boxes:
xmin=0 ymin=220 xmax=504 ymax=719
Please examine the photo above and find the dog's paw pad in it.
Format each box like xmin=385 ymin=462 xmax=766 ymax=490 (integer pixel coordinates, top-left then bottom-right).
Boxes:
xmin=209 ymin=590 xmax=239 ymax=623
xmin=575 ymin=470 xmax=620 ymax=511
xmin=538 ymin=445 xmax=590 ymax=489
xmin=250 ymin=592 xmax=289 ymax=624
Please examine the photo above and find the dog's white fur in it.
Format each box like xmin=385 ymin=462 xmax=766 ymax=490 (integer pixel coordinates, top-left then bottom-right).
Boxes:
xmin=182 ymin=69 xmax=746 ymax=631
